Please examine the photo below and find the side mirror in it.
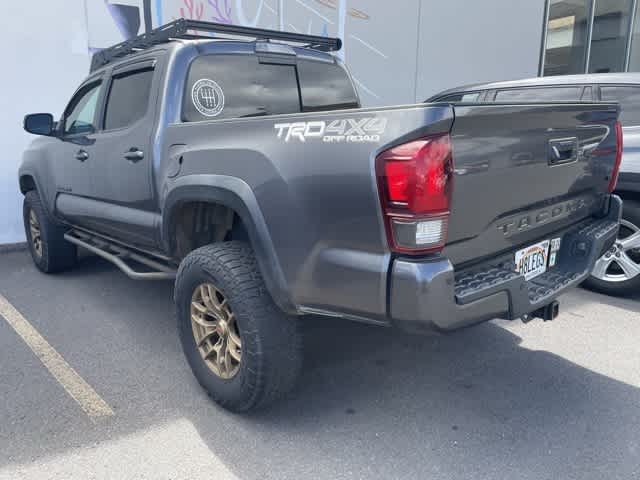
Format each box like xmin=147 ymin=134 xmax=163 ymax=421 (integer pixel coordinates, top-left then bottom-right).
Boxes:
xmin=24 ymin=113 xmax=55 ymax=136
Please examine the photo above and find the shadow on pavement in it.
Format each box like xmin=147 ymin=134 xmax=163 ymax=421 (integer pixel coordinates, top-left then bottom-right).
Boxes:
xmin=0 ymin=252 xmax=638 ymax=479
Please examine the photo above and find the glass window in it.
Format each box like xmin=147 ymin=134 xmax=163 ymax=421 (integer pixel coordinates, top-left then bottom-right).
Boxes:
xmin=542 ymin=0 xmax=591 ymax=76
xmin=581 ymin=86 xmax=594 ymax=100
xmin=184 ymin=54 xmax=300 ymax=121
xmin=104 ymin=68 xmax=154 ymax=130
xmin=627 ymin=2 xmax=640 ymax=71
xmin=435 ymin=92 xmax=481 ymax=103
xmin=601 ymin=86 xmax=640 ymax=125
xmin=64 ymin=82 xmax=102 ymax=135
xmin=495 ymin=86 xmax=583 ymax=102
xmin=588 ymin=0 xmax=633 ymax=73
xmin=297 ymin=60 xmax=359 ymax=112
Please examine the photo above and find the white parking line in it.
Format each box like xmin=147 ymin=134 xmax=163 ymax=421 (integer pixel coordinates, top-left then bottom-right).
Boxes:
xmin=0 ymin=294 xmax=114 ymax=421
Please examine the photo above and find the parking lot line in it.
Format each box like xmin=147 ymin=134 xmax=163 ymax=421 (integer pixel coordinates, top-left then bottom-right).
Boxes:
xmin=0 ymin=294 xmax=114 ymax=421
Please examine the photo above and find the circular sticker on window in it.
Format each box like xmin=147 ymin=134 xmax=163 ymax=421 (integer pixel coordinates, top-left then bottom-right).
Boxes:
xmin=191 ymin=78 xmax=225 ymax=117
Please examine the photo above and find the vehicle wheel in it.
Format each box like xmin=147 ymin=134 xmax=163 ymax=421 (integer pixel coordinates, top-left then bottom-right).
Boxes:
xmin=175 ymin=241 xmax=302 ymax=412
xmin=23 ymin=190 xmax=77 ymax=273
xmin=584 ymin=199 xmax=640 ymax=296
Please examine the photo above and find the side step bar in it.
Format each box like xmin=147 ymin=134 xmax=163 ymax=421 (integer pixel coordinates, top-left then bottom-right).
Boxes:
xmin=64 ymin=230 xmax=176 ymax=280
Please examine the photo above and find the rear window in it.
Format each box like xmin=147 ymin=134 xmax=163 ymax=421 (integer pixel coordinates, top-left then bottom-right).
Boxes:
xmin=601 ymin=86 xmax=640 ymax=125
xmin=183 ymin=54 xmax=300 ymax=121
xmin=494 ymin=86 xmax=583 ymax=102
xmin=297 ymin=59 xmax=359 ymax=112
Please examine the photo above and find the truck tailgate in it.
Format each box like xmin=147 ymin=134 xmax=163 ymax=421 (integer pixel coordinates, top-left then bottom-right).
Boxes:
xmin=444 ymin=102 xmax=620 ymax=266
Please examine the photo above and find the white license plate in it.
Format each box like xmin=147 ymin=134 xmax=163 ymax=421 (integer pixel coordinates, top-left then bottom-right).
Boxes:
xmin=515 ymin=239 xmax=550 ymax=280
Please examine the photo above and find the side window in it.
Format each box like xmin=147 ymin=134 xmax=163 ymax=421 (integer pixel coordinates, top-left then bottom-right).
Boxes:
xmin=581 ymin=86 xmax=593 ymax=101
xmin=436 ymin=92 xmax=481 ymax=103
xmin=494 ymin=86 xmax=583 ymax=102
xmin=183 ymin=54 xmax=300 ymax=121
xmin=297 ymin=59 xmax=359 ymax=112
xmin=104 ymin=67 xmax=154 ymax=130
xmin=601 ymin=86 xmax=640 ymax=125
xmin=63 ymin=82 xmax=102 ymax=135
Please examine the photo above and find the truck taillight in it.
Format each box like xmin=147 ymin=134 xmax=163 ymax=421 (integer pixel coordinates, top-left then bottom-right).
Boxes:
xmin=608 ymin=121 xmax=623 ymax=193
xmin=376 ymin=134 xmax=454 ymax=254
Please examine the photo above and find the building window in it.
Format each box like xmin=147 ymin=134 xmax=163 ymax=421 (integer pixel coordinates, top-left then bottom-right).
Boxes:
xmin=542 ymin=0 xmax=640 ymax=75
xmin=542 ymin=0 xmax=591 ymax=76
xmin=589 ymin=0 xmax=633 ymax=73
xmin=628 ymin=2 xmax=640 ymax=70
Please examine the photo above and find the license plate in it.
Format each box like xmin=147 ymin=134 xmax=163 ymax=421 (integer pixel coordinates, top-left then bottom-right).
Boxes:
xmin=515 ymin=239 xmax=550 ymax=280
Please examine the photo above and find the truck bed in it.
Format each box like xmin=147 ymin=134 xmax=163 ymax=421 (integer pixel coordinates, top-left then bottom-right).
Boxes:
xmin=161 ymin=100 xmax=620 ymax=327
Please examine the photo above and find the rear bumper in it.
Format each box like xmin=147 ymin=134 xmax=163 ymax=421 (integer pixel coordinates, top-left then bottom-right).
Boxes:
xmin=389 ymin=195 xmax=622 ymax=334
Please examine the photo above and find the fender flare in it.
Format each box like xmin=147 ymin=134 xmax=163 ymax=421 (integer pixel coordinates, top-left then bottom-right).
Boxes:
xmin=18 ymin=170 xmax=56 ymax=220
xmin=162 ymin=174 xmax=296 ymax=314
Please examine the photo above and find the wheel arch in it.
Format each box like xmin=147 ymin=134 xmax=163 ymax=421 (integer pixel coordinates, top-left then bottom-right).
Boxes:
xmin=162 ymin=175 xmax=296 ymax=314
xmin=19 ymin=174 xmax=38 ymax=194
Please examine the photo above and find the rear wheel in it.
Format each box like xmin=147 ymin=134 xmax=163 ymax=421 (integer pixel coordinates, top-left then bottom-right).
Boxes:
xmin=585 ymin=199 xmax=640 ymax=296
xmin=175 ymin=241 xmax=302 ymax=412
xmin=23 ymin=190 xmax=77 ymax=273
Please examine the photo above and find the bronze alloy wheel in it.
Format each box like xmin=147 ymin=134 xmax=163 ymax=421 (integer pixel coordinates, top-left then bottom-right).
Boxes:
xmin=190 ymin=283 xmax=242 ymax=379
xmin=29 ymin=208 xmax=43 ymax=258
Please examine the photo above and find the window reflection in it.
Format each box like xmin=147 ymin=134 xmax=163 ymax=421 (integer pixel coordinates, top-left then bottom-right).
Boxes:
xmin=588 ymin=0 xmax=632 ymax=73
xmin=543 ymin=0 xmax=590 ymax=76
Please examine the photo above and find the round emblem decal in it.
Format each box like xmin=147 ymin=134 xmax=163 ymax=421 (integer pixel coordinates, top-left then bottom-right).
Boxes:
xmin=191 ymin=78 xmax=225 ymax=117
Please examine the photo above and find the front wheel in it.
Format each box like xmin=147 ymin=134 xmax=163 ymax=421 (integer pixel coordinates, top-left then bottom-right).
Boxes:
xmin=584 ymin=199 xmax=640 ymax=296
xmin=23 ymin=190 xmax=77 ymax=273
xmin=174 ymin=241 xmax=302 ymax=412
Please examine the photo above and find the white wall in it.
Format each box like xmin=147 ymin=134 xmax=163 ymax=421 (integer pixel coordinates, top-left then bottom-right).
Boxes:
xmin=0 ymin=0 xmax=544 ymax=245
xmin=0 ymin=1 xmax=89 ymax=244
xmin=415 ymin=0 xmax=546 ymax=100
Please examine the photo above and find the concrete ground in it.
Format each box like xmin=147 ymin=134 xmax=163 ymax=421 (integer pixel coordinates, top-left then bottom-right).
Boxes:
xmin=0 ymin=249 xmax=638 ymax=480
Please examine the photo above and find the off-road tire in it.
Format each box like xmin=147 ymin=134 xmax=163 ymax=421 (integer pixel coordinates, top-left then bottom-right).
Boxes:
xmin=584 ymin=199 xmax=640 ymax=296
xmin=175 ymin=241 xmax=302 ymax=412
xmin=23 ymin=190 xmax=77 ymax=273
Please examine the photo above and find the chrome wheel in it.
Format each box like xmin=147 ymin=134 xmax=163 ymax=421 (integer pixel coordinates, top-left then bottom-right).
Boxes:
xmin=592 ymin=219 xmax=640 ymax=283
xmin=29 ymin=209 xmax=42 ymax=258
xmin=190 ymin=283 xmax=242 ymax=380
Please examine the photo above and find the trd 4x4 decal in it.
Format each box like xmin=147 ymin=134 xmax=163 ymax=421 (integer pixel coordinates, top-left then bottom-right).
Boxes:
xmin=274 ymin=117 xmax=387 ymax=143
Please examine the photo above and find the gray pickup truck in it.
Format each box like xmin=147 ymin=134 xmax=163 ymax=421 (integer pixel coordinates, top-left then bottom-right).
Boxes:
xmin=19 ymin=20 xmax=622 ymax=412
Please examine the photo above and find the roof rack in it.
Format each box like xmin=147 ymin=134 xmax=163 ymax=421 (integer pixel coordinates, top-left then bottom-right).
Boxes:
xmin=90 ymin=19 xmax=342 ymax=72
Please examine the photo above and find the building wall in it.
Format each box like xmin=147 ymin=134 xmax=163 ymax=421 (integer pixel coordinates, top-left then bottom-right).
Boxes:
xmin=0 ymin=0 xmax=544 ymax=245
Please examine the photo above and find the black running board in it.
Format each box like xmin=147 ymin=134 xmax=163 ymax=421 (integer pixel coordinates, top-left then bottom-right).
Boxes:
xmin=64 ymin=230 xmax=176 ymax=280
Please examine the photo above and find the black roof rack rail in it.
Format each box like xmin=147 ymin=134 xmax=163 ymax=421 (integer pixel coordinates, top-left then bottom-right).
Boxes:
xmin=90 ymin=19 xmax=342 ymax=72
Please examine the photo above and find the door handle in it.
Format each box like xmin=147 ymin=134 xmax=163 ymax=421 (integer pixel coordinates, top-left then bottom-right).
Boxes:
xmin=548 ymin=137 xmax=578 ymax=165
xmin=75 ymin=150 xmax=89 ymax=162
xmin=124 ymin=148 xmax=144 ymax=162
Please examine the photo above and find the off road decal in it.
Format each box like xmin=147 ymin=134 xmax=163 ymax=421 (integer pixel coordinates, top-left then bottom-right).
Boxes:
xmin=192 ymin=79 xmax=225 ymax=117
xmin=274 ymin=118 xmax=387 ymax=143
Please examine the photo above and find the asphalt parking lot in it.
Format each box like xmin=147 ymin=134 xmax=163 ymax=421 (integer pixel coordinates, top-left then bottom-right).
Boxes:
xmin=0 ymin=249 xmax=639 ymax=480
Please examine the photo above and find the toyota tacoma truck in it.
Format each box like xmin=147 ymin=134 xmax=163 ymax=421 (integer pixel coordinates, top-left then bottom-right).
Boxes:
xmin=19 ymin=20 xmax=623 ymax=412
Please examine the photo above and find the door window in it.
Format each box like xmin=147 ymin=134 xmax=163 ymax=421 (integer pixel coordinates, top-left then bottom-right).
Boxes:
xmin=494 ymin=86 xmax=583 ymax=101
xmin=601 ymin=86 xmax=640 ymax=125
xmin=104 ymin=67 xmax=154 ymax=130
xmin=63 ymin=82 xmax=102 ymax=135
